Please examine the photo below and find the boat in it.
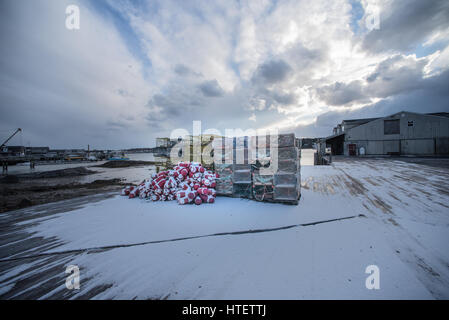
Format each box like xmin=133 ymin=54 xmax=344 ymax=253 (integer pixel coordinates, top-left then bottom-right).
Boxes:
xmin=107 ymin=152 xmax=130 ymax=161
xmin=65 ymin=155 xmax=84 ymax=161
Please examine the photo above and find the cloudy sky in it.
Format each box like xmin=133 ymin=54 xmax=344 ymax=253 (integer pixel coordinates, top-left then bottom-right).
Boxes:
xmin=1 ymin=0 xmax=448 ymax=149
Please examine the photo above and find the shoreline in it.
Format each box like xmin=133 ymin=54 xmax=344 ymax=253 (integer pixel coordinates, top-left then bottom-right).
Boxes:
xmin=0 ymin=177 xmax=126 ymax=214
xmin=0 ymin=162 xmax=162 ymax=213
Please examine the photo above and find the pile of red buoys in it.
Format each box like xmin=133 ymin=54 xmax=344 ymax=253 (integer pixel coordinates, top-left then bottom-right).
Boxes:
xmin=121 ymin=162 xmax=219 ymax=205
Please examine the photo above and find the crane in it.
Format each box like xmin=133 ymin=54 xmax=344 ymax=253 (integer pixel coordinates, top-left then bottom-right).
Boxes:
xmin=0 ymin=128 xmax=22 ymax=149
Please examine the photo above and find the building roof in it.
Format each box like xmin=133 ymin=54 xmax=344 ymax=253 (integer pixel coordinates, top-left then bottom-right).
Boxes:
xmin=342 ymin=117 xmax=380 ymax=124
xmin=426 ymin=112 xmax=449 ymax=118
xmin=341 ymin=111 xmax=449 ymax=127
xmin=325 ymin=132 xmax=345 ymax=141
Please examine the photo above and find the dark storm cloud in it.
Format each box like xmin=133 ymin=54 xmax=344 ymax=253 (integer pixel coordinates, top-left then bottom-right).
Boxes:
xmin=144 ymin=113 xmax=164 ymax=129
xmin=316 ymin=80 xmax=365 ymax=106
xmin=174 ymin=64 xmax=202 ymax=77
xmin=363 ymin=0 xmax=449 ymax=53
xmin=144 ymin=86 xmax=207 ymax=129
xmin=253 ymin=59 xmax=293 ymax=84
xmin=198 ymin=79 xmax=224 ymax=97
xmin=144 ymin=95 xmax=175 ymax=129
xmin=366 ymin=72 xmax=379 ymax=83
xmin=106 ymin=120 xmax=128 ymax=129
xmin=146 ymin=93 xmax=183 ymax=116
xmin=271 ymin=91 xmax=296 ymax=105
xmin=284 ymin=43 xmax=328 ymax=85
xmin=152 ymin=94 xmax=177 ymax=110
xmin=363 ymin=54 xmax=426 ymax=97
xmin=115 ymin=88 xmax=132 ymax=97
xmin=316 ymin=54 xmax=429 ymax=106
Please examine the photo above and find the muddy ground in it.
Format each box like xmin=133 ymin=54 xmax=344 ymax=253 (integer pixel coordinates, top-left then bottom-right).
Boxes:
xmin=0 ymin=167 xmax=128 ymax=213
xmin=0 ymin=160 xmax=170 ymax=213
xmin=94 ymin=160 xmax=164 ymax=168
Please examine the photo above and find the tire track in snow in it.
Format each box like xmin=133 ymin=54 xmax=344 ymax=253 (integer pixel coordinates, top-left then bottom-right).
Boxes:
xmin=0 ymin=215 xmax=362 ymax=263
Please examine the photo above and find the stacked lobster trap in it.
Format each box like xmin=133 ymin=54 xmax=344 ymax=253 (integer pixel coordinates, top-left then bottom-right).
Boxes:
xmin=213 ymin=133 xmax=301 ymax=205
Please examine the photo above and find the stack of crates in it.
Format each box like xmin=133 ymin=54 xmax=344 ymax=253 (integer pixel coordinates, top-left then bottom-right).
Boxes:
xmin=215 ymin=163 xmax=233 ymax=195
xmin=213 ymin=137 xmax=234 ymax=196
xmin=212 ymin=133 xmax=301 ymax=204
xmin=251 ymin=135 xmax=275 ymax=202
xmin=232 ymin=136 xmax=252 ymax=199
xmin=250 ymin=134 xmax=301 ymax=204
xmin=213 ymin=136 xmax=253 ymax=198
xmin=273 ymin=134 xmax=301 ymax=204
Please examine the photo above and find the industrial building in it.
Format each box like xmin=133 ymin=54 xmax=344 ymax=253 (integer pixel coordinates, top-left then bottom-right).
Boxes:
xmin=156 ymin=137 xmax=171 ymax=148
xmin=0 ymin=146 xmax=25 ymax=156
xmin=25 ymin=147 xmax=50 ymax=154
xmin=326 ymin=111 xmax=449 ymax=156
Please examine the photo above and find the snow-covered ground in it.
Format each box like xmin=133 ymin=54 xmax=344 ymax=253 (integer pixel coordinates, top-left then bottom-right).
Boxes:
xmin=1 ymin=157 xmax=448 ymax=299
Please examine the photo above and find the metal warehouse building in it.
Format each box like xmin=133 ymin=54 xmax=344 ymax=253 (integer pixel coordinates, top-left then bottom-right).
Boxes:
xmin=326 ymin=111 xmax=449 ymax=156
